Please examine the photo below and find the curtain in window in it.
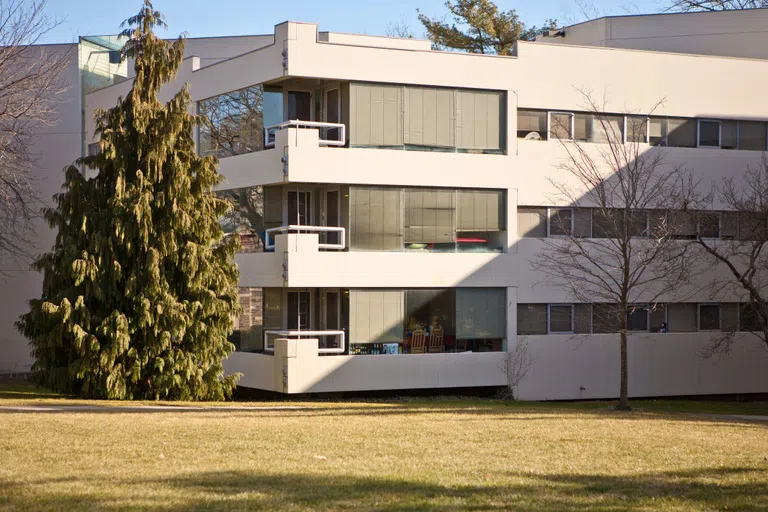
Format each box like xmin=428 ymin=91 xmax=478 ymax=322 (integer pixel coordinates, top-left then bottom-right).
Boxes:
xmin=456 ymin=289 xmax=506 ymax=339
xmin=457 ymin=190 xmax=504 ymax=231
xmin=517 ymin=207 xmax=547 ymax=238
xmin=350 ymin=187 xmax=403 ymax=250
xmin=404 ymin=188 xmax=456 ymax=244
xmin=403 ymin=86 xmax=455 ymax=148
xmin=456 ymin=90 xmax=503 ymax=151
xmin=668 ymin=303 xmax=697 ymax=332
xmin=350 ymin=83 xmax=403 ymax=147
xmin=350 ymin=290 xmax=404 ymax=343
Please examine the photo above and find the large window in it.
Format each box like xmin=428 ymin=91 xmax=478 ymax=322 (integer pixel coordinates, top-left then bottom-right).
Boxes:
xmin=351 ymin=83 xmax=505 ymax=153
xmin=218 ymin=185 xmax=283 ymax=253
xmin=350 ymin=186 xmax=506 ymax=253
xmin=350 ymin=288 xmax=506 ymax=354
xmin=198 ymin=84 xmax=283 ymax=158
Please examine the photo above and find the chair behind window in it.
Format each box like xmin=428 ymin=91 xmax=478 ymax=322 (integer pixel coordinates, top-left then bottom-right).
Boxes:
xmin=429 ymin=329 xmax=444 ymax=353
xmin=411 ymin=330 xmax=427 ymax=354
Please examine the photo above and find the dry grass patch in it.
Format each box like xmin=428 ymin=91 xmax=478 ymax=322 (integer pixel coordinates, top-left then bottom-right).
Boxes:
xmin=0 ymin=383 xmax=767 ymax=510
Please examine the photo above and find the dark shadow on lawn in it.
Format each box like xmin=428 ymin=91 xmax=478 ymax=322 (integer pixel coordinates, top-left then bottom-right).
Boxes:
xmin=3 ymin=466 xmax=767 ymax=511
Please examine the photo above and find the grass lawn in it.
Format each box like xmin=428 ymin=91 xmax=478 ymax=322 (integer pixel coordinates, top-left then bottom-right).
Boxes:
xmin=1 ymin=380 xmax=767 ymax=511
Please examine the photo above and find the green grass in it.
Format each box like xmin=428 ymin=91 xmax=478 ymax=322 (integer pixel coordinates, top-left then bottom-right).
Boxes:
xmin=1 ymin=380 xmax=767 ymax=511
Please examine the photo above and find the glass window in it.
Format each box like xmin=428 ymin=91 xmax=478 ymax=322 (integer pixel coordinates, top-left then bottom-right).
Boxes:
xmin=699 ymin=120 xmax=720 ymax=147
xmin=404 ymin=189 xmax=456 ymax=251
xmin=668 ymin=303 xmax=697 ymax=332
xmin=230 ymin=287 xmax=265 ymax=352
xmin=649 ymin=304 xmax=667 ymax=332
xmin=518 ymin=207 xmax=547 ymax=238
xmin=698 ymin=213 xmax=720 ymax=238
xmin=669 ymin=212 xmax=696 ymax=240
xmin=550 ymin=113 xmax=573 ymax=140
xmin=198 ymin=84 xmax=283 ymax=158
xmin=667 ymin=118 xmax=697 ymax=148
xmin=721 ymin=120 xmax=738 ymax=150
xmin=592 ymin=304 xmax=621 ymax=333
xmin=738 ymin=121 xmax=767 ymax=151
xmin=456 ymin=289 xmax=506 ymax=342
xmin=698 ymin=304 xmax=721 ymax=331
xmin=739 ymin=303 xmax=763 ymax=332
xmin=592 ymin=210 xmax=617 ymax=239
xmin=649 ymin=117 xmax=667 ymax=146
xmin=627 ymin=308 xmax=648 ymax=331
xmin=517 ymin=110 xmax=547 ymax=140
xmin=575 ymin=113 xmax=624 ymax=143
xmin=627 ymin=116 xmax=648 ymax=143
xmin=738 ymin=213 xmax=767 ymax=241
xmin=548 ymin=208 xmax=573 ymax=237
xmin=518 ymin=304 xmax=548 ymax=335
xmin=219 ymin=186 xmax=274 ymax=253
xmin=627 ymin=211 xmax=648 ymax=237
xmin=350 ymin=187 xmax=403 ymax=251
xmin=549 ymin=305 xmax=573 ymax=333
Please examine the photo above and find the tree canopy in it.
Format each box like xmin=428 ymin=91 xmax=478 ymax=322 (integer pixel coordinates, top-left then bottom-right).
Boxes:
xmin=417 ymin=0 xmax=555 ymax=55
xmin=17 ymin=0 xmax=240 ymax=400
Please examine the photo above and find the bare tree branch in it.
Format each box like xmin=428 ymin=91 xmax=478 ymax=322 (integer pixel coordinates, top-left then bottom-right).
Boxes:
xmin=0 ymin=0 xmax=71 ymax=269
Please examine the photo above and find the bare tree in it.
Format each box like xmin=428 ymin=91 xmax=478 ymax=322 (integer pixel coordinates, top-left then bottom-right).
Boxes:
xmin=0 ymin=0 xmax=70 ymax=266
xmin=692 ymin=157 xmax=768 ymax=354
xmin=385 ymin=16 xmax=414 ymax=39
xmin=666 ymin=0 xmax=768 ymax=11
xmin=498 ymin=338 xmax=533 ymax=400
xmin=532 ymin=92 xmax=699 ymax=410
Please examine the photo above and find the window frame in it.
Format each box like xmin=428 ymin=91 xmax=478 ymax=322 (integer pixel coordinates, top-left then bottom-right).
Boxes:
xmin=547 ymin=207 xmax=574 ymax=238
xmin=548 ymin=112 xmax=575 ymax=141
xmin=698 ymin=303 xmax=721 ymax=332
xmin=548 ymin=304 xmax=575 ymax=334
xmin=697 ymin=119 xmax=721 ymax=148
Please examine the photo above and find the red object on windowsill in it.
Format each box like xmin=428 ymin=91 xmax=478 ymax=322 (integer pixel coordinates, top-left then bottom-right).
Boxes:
xmin=456 ymin=238 xmax=488 ymax=243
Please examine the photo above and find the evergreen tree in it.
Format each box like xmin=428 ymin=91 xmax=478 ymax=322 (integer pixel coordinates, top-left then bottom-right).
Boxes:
xmin=17 ymin=1 xmax=240 ymax=400
xmin=417 ymin=0 xmax=555 ymax=55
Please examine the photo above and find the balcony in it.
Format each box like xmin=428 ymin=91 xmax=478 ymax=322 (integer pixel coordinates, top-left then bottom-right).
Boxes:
xmin=265 ymin=225 xmax=346 ymax=251
xmin=263 ymin=330 xmax=346 ymax=354
xmin=264 ymin=120 xmax=346 ymax=149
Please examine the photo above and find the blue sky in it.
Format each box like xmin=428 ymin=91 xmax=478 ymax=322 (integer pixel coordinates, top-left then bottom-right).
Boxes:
xmin=43 ymin=0 xmax=667 ymax=44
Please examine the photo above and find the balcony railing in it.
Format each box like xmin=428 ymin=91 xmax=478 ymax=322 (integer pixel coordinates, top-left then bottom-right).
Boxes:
xmin=264 ymin=120 xmax=346 ymax=149
xmin=264 ymin=330 xmax=346 ymax=355
xmin=265 ymin=225 xmax=346 ymax=250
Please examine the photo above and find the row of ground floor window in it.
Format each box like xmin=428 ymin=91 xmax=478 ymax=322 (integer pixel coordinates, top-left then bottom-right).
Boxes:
xmin=519 ymin=302 xmax=763 ymax=335
xmin=231 ymin=287 xmax=762 ymax=355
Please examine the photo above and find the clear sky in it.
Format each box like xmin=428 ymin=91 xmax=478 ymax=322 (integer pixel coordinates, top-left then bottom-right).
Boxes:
xmin=42 ymin=0 xmax=668 ymax=44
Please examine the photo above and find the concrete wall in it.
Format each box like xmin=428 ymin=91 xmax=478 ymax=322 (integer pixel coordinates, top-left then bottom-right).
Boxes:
xmin=539 ymin=9 xmax=768 ymax=60
xmin=0 ymin=43 xmax=80 ymax=374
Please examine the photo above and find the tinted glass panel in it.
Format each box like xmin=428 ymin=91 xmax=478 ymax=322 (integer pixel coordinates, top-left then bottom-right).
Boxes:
xmin=699 ymin=305 xmax=720 ymax=331
xmin=627 ymin=308 xmax=648 ymax=331
xmin=549 ymin=208 xmax=573 ymax=236
xmin=699 ymin=121 xmax=720 ymax=147
xmin=550 ymin=113 xmax=572 ymax=140
xmin=549 ymin=305 xmax=573 ymax=333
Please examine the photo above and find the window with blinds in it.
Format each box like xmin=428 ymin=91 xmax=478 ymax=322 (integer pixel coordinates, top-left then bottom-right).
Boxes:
xmin=457 ymin=190 xmax=504 ymax=232
xmin=349 ymin=187 xmax=403 ymax=251
xmin=350 ymin=82 xmax=505 ymax=153
xmin=517 ymin=110 xmax=547 ymax=140
xmin=517 ymin=207 xmax=547 ymax=238
xmin=404 ymin=189 xmax=456 ymax=245
xmin=350 ymin=290 xmax=405 ymax=344
xmin=456 ymin=289 xmax=506 ymax=339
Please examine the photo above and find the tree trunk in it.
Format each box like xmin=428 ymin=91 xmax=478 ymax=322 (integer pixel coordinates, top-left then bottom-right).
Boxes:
xmin=616 ymin=326 xmax=631 ymax=411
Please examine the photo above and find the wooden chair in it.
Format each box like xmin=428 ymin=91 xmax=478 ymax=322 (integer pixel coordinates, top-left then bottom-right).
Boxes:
xmin=429 ymin=329 xmax=444 ymax=353
xmin=410 ymin=330 xmax=427 ymax=354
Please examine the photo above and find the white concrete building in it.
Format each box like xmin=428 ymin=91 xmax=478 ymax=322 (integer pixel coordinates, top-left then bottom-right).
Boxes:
xmin=7 ymin=9 xmax=768 ymax=399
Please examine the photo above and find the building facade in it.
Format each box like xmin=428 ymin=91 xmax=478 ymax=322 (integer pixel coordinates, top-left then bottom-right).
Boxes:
xmin=9 ymin=11 xmax=768 ymax=398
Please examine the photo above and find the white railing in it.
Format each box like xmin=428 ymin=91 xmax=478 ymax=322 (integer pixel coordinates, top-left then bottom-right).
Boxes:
xmin=264 ymin=330 xmax=346 ymax=355
xmin=264 ymin=120 xmax=346 ymax=149
xmin=265 ymin=225 xmax=346 ymax=250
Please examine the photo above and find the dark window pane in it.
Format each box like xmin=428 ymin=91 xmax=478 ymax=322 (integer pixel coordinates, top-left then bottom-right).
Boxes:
xmin=699 ymin=121 xmax=720 ymax=147
xmin=739 ymin=121 xmax=767 ymax=151
xmin=698 ymin=213 xmax=720 ymax=238
xmin=549 ymin=208 xmax=573 ymax=236
xmin=699 ymin=304 xmax=720 ymax=331
xmin=667 ymin=118 xmax=697 ymax=148
xmin=518 ymin=304 xmax=547 ymax=335
xmin=549 ymin=305 xmax=573 ymax=333
xmin=721 ymin=120 xmax=738 ymax=149
xmin=649 ymin=305 xmax=667 ymax=332
xmin=739 ymin=303 xmax=763 ymax=332
xmin=627 ymin=308 xmax=648 ymax=331
xmin=593 ymin=304 xmax=621 ymax=333
xmin=628 ymin=211 xmax=648 ymax=237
